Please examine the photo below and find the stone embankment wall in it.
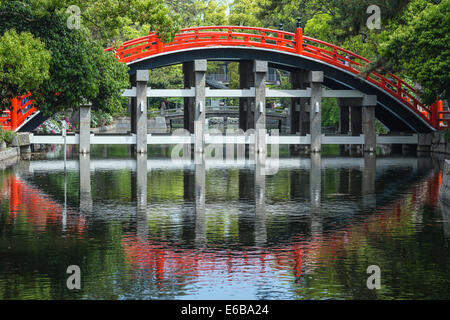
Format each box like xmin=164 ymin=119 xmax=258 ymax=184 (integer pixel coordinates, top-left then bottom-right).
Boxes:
xmin=431 ymin=132 xmax=450 ymax=155
xmin=0 ymin=133 xmax=31 ymax=164
xmin=439 ymin=160 xmax=450 ymax=205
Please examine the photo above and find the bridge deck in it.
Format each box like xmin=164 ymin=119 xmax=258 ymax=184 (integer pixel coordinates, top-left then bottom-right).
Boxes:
xmin=30 ymin=133 xmax=418 ymax=145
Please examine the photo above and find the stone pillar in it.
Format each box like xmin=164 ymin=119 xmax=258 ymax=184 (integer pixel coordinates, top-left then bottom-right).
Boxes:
xmin=136 ymin=153 xmax=148 ymax=239
xmin=254 ymin=60 xmax=267 ymax=155
xmin=291 ymin=70 xmax=309 ymax=135
xmin=339 ymin=104 xmax=350 ymax=134
xmin=338 ymin=101 xmax=350 ymax=155
xmin=290 ymin=70 xmax=309 ymax=153
xmin=79 ymin=104 xmax=91 ymax=154
xmin=351 ymin=106 xmax=362 ymax=136
xmin=239 ymin=60 xmax=254 ymax=131
xmin=308 ymin=71 xmax=323 ymax=153
xmin=184 ymin=60 xmax=206 ymax=154
xmin=417 ymin=133 xmax=432 ymax=153
xmin=133 ymin=70 xmax=148 ymax=154
xmin=362 ymin=95 xmax=377 ymax=153
xmin=79 ymin=153 xmax=92 ymax=214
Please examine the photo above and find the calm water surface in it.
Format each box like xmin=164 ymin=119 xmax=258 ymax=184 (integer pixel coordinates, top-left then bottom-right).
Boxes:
xmin=0 ymin=145 xmax=449 ymax=299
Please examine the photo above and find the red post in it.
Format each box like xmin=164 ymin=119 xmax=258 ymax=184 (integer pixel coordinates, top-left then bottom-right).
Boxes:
xmin=10 ymin=97 xmax=18 ymax=130
xmin=431 ymin=100 xmax=439 ymax=128
xmin=438 ymin=100 xmax=443 ymax=127
xmin=295 ymin=27 xmax=303 ymax=54
xmin=156 ymin=36 xmax=164 ymax=53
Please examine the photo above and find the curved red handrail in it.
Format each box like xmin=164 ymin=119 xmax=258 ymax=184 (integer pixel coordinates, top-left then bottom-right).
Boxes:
xmin=1 ymin=92 xmax=37 ymax=131
xmin=2 ymin=26 xmax=446 ymax=132
xmin=106 ymin=26 xmax=448 ymax=130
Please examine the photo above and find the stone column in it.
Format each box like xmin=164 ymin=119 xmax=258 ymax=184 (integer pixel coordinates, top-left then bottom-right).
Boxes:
xmin=291 ymin=70 xmax=309 ymax=134
xmin=417 ymin=133 xmax=432 ymax=153
xmin=254 ymin=60 xmax=267 ymax=155
xmin=362 ymin=95 xmax=377 ymax=153
xmin=239 ymin=60 xmax=254 ymax=131
xmin=184 ymin=60 xmax=206 ymax=154
xmin=291 ymin=70 xmax=309 ymax=152
xmin=338 ymin=100 xmax=350 ymax=155
xmin=135 ymin=70 xmax=148 ymax=154
xmin=79 ymin=153 xmax=92 ymax=215
xmin=351 ymin=106 xmax=362 ymax=136
xmin=308 ymin=71 xmax=323 ymax=153
xmin=79 ymin=103 xmax=91 ymax=154
xmin=339 ymin=104 xmax=350 ymax=135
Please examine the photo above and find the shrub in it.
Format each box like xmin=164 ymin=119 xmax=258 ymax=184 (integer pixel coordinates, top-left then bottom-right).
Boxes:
xmin=3 ymin=130 xmax=16 ymax=144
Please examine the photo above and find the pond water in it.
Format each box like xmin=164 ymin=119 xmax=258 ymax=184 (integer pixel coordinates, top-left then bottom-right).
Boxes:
xmin=0 ymin=145 xmax=449 ymax=299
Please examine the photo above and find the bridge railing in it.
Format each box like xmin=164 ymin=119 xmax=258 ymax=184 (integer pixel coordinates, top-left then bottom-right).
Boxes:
xmin=106 ymin=26 xmax=447 ymax=130
xmin=0 ymin=93 xmax=37 ymax=131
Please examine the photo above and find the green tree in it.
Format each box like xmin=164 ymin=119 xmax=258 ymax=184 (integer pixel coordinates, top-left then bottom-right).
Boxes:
xmin=380 ymin=0 xmax=450 ymax=103
xmin=0 ymin=29 xmax=51 ymax=108
xmin=0 ymin=0 xmax=129 ymax=114
xmin=228 ymin=0 xmax=264 ymax=27
xmin=30 ymin=0 xmax=182 ymax=45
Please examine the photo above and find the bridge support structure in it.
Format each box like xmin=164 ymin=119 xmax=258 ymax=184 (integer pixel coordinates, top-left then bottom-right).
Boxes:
xmin=309 ymin=71 xmax=323 ymax=153
xmin=79 ymin=103 xmax=91 ymax=154
xmin=131 ymin=70 xmax=148 ymax=154
xmin=184 ymin=60 xmax=206 ymax=154
xmin=290 ymin=70 xmax=309 ymax=152
xmin=239 ymin=60 xmax=267 ymax=155
xmin=338 ymin=95 xmax=377 ymax=153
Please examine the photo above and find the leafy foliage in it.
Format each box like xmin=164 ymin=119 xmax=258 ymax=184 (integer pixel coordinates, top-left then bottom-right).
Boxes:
xmin=380 ymin=0 xmax=450 ymax=103
xmin=0 ymin=29 xmax=51 ymax=107
xmin=0 ymin=0 xmax=129 ymax=114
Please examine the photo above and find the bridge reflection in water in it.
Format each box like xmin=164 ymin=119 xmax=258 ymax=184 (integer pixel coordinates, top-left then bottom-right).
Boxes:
xmin=0 ymin=151 xmax=448 ymax=299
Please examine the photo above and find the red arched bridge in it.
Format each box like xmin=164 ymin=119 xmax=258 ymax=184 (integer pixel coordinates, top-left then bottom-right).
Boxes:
xmin=2 ymin=26 xmax=448 ymax=132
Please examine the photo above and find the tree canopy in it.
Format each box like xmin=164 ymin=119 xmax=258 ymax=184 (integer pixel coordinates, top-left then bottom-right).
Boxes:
xmin=0 ymin=29 xmax=51 ymax=107
xmin=0 ymin=0 xmax=448 ymax=115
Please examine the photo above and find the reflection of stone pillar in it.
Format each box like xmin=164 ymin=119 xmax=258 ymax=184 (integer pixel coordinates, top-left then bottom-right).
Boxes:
xmin=310 ymin=153 xmax=322 ymax=236
xmin=362 ymin=153 xmax=376 ymax=208
xmin=194 ymin=154 xmax=206 ymax=247
xmin=255 ymin=156 xmax=267 ymax=246
xmin=308 ymin=71 xmax=323 ymax=153
xmin=310 ymin=153 xmax=321 ymax=209
xmin=238 ymin=169 xmax=255 ymax=246
xmin=338 ymin=167 xmax=350 ymax=194
xmin=79 ymin=154 xmax=92 ymax=214
xmin=136 ymin=153 xmax=148 ymax=239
